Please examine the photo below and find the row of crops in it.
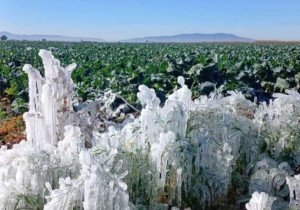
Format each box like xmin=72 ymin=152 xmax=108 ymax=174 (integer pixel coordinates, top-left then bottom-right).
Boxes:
xmin=0 ymin=41 xmax=300 ymax=116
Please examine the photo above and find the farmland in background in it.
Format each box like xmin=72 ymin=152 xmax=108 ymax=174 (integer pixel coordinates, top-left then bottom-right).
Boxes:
xmin=0 ymin=40 xmax=300 ymax=145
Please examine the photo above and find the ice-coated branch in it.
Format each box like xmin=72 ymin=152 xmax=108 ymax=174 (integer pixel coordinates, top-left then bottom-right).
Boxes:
xmin=23 ymin=50 xmax=77 ymax=146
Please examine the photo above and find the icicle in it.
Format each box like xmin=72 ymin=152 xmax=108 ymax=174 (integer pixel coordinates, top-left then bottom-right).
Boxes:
xmin=176 ymin=168 xmax=182 ymax=207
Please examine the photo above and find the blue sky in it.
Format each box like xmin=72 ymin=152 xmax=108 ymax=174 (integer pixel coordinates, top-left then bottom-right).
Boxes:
xmin=1 ymin=0 xmax=299 ymax=41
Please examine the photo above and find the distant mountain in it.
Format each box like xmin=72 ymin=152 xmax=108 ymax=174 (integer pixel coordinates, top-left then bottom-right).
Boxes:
xmin=0 ymin=31 xmax=255 ymax=43
xmin=0 ymin=31 xmax=106 ymax=42
xmin=121 ymin=33 xmax=255 ymax=43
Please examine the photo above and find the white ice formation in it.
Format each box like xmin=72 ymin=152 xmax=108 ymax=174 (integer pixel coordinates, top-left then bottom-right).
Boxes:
xmin=0 ymin=50 xmax=299 ymax=209
xmin=246 ymin=191 xmax=276 ymax=210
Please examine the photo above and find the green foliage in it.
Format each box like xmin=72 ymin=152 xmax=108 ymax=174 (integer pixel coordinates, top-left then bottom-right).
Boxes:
xmin=0 ymin=40 xmax=299 ymax=115
xmin=15 ymin=194 xmax=43 ymax=210
xmin=11 ymin=98 xmax=27 ymax=114
xmin=0 ymin=108 xmax=6 ymax=120
xmin=5 ymin=81 xmax=19 ymax=97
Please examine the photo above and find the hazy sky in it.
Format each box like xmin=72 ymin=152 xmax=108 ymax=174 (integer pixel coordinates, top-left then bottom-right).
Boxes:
xmin=1 ymin=0 xmax=300 ymax=41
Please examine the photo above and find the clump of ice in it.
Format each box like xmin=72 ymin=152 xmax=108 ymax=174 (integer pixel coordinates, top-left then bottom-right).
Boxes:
xmin=246 ymin=191 xmax=276 ymax=210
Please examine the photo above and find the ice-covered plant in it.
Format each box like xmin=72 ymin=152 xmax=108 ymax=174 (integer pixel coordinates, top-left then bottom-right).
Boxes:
xmin=23 ymin=49 xmax=77 ymax=146
xmin=254 ymin=90 xmax=300 ymax=159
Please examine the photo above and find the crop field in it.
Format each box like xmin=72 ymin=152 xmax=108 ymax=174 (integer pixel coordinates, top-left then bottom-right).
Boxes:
xmin=0 ymin=41 xmax=300 ymax=209
xmin=1 ymin=41 xmax=300 ymax=142
xmin=1 ymin=41 xmax=300 ymax=105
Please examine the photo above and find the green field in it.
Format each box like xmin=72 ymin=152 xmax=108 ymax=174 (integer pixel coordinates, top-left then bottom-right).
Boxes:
xmin=1 ymin=41 xmax=300 ymax=144
xmin=1 ymin=41 xmax=300 ymax=105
